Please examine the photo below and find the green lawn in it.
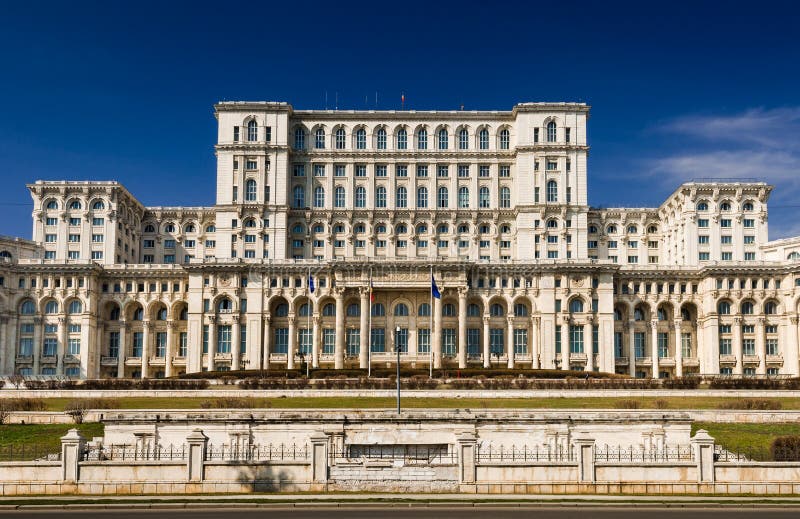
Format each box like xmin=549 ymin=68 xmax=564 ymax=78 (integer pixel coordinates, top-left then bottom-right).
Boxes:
xmin=0 ymin=422 xmax=105 ymax=460
xmin=20 ymin=396 xmax=800 ymax=411
xmin=692 ymin=422 xmax=800 ymax=460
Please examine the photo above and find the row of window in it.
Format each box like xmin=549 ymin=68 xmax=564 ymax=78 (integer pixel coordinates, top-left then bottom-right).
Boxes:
xmin=717 ymin=300 xmax=779 ymax=315
xmin=143 ymin=223 xmax=214 ymax=234
xmin=589 ymin=224 xmax=660 ymax=235
xmin=44 ymin=217 xmax=105 ymax=227
xmin=294 ymin=163 xmax=513 ymax=179
xmin=43 ymin=200 xmax=106 ymax=211
xmin=293 ymin=126 xmax=513 ymax=151
xmin=696 ymin=200 xmax=757 ymax=212
xmin=232 ymin=120 xmax=269 ymax=143
xmin=292 ymin=185 xmax=512 ymax=209
xmin=699 ymin=252 xmax=758 ymax=261
xmin=105 ymin=330 xmax=190 ymax=359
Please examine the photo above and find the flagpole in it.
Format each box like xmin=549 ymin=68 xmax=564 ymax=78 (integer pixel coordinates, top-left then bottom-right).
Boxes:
xmin=368 ymin=266 xmax=372 ymax=378
xmin=430 ymin=265 xmax=434 ymax=378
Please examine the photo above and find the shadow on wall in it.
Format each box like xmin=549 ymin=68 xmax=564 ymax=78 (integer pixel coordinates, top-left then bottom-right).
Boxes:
xmin=235 ymin=463 xmax=292 ymax=492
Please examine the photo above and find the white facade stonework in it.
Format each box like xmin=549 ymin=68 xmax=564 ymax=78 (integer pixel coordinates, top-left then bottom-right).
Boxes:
xmin=0 ymin=101 xmax=799 ymax=378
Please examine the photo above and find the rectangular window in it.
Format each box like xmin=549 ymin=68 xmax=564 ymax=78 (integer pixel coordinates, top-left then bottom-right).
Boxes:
xmin=627 ymin=256 xmax=638 ymax=264
xmin=92 ymin=217 xmax=104 ymax=226
xmin=681 ymin=333 xmax=692 ymax=358
xmin=698 ymin=219 xmax=709 ymax=228
xmin=202 ymin=325 xmax=208 ymax=354
xmin=179 ymin=332 xmax=188 ymax=357
xmin=217 ymin=325 xmax=231 ymax=354
xmin=720 ymin=219 xmax=732 ymax=228
xmin=68 ymin=234 xmax=80 ymax=242
xmin=416 ymin=165 xmax=428 ymax=178
xmin=164 ymin=239 xmax=176 ymax=248
xmin=657 ymin=332 xmax=669 ymax=358
xmin=371 ymin=328 xmax=385 ymax=353
xmin=46 ymin=217 xmax=58 ymax=226
xmin=721 ymin=235 xmax=732 ymax=244
xmin=334 ymin=165 xmax=346 ymax=177
xmin=298 ymin=328 xmax=311 ymax=354
xmin=513 ymin=328 xmax=528 ymax=355
xmin=155 ymin=332 xmax=167 ymax=357
xmin=437 ymin=165 xmax=449 ymax=178
xmin=355 ymin=164 xmax=367 ymax=177
xmin=699 ymin=252 xmax=710 ymax=261
xmin=458 ymin=164 xmax=469 ymax=178
xmin=744 ymin=235 xmax=755 ymax=244
xmin=698 ymin=235 xmax=709 ymax=244
xmin=569 ymin=325 xmax=584 ymax=354
xmin=719 ymin=338 xmax=732 ymax=355
xmin=555 ymin=325 xmax=561 ymax=354
xmin=442 ymin=329 xmax=456 ymax=357
xmin=634 ymin=332 xmax=646 ymax=358
xmin=43 ymin=337 xmax=58 ymax=357
xmin=323 ymin=329 xmax=335 ymax=354
xmin=293 ymin=164 xmax=305 ymax=177
xmin=614 ymin=332 xmax=624 ymax=358
xmin=744 ymin=252 xmax=756 ymax=261
xmin=274 ymin=328 xmax=288 ymax=354
xmin=246 ymin=159 xmax=257 ymax=170
xmin=743 ymin=219 xmax=755 ymax=228
xmin=499 ymin=165 xmax=510 ymax=177
xmin=721 ymin=252 xmax=733 ymax=261
xmin=479 ymin=165 xmax=490 ymax=177
xmin=313 ymin=164 xmax=325 ymax=177
xmin=766 ymin=338 xmax=779 ymax=356
xmin=396 ymin=165 xmax=407 ymax=177
xmin=417 ymin=328 xmax=430 ymax=354
xmin=489 ymin=328 xmax=504 ymax=355
xmin=347 ymin=328 xmax=360 ymax=356
xmin=375 ymin=165 xmax=387 ymax=177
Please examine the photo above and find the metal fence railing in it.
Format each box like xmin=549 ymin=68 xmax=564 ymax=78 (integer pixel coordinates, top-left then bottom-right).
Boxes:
xmin=82 ymin=444 xmax=187 ymax=461
xmin=714 ymin=445 xmax=800 ymax=463
xmin=0 ymin=444 xmax=61 ymax=462
xmin=476 ymin=444 xmax=574 ymax=463
xmin=206 ymin=443 xmax=309 ymax=461
xmin=595 ymin=445 xmax=694 ymax=463
xmin=331 ymin=444 xmax=457 ymax=465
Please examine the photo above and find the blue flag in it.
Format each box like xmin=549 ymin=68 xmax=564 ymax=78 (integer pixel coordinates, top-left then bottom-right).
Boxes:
xmin=431 ymin=275 xmax=441 ymax=299
xmin=309 ymin=275 xmax=315 ymax=293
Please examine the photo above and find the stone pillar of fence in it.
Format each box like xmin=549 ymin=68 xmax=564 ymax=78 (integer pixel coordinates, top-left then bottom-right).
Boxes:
xmin=60 ymin=428 xmax=86 ymax=483
xmin=456 ymin=432 xmax=477 ymax=484
xmin=691 ymin=429 xmax=715 ymax=483
xmin=310 ymin=432 xmax=328 ymax=483
xmin=573 ymin=436 xmax=595 ymax=483
xmin=186 ymin=429 xmax=208 ymax=482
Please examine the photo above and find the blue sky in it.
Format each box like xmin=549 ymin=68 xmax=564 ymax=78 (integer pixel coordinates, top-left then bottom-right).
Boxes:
xmin=1 ymin=1 xmax=799 ymax=238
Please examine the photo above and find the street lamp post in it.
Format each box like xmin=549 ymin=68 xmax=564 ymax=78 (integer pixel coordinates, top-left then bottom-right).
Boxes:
xmin=395 ymin=325 xmax=401 ymax=415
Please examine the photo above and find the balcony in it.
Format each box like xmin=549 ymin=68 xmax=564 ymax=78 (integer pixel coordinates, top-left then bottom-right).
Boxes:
xmin=172 ymin=356 xmax=187 ymax=365
xmin=64 ymin=355 xmax=80 ymax=364
xmin=634 ymin=356 xmax=652 ymax=366
xmin=682 ymin=357 xmax=699 ymax=367
xmin=15 ymin=355 xmax=33 ymax=364
xmin=149 ymin=356 xmax=166 ymax=366
xmin=615 ymin=356 xmax=629 ymax=366
xmin=719 ymin=355 xmax=737 ymax=365
xmin=658 ymin=357 xmax=675 ymax=366
xmin=766 ymin=355 xmax=784 ymax=365
xmin=125 ymin=356 xmax=142 ymax=366
xmin=743 ymin=355 xmax=760 ymax=365
xmin=101 ymin=356 xmax=119 ymax=366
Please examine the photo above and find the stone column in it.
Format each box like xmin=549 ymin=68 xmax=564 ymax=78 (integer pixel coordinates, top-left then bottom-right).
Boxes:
xmin=310 ymin=432 xmax=328 ymax=484
xmin=117 ymin=321 xmax=127 ymax=378
xmin=207 ymin=316 xmax=217 ymax=372
xmin=584 ymin=319 xmax=594 ymax=372
xmin=165 ymin=321 xmax=175 ymax=378
xmin=531 ymin=316 xmax=541 ymax=369
xmin=231 ymin=315 xmax=241 ymax=371
xmin=359 ymin=289 xmax=369 ymax=369
xmin=287 ymin=315 xmax=296 ymax=370
xmin=506 ymin=316 xmax=515 ymax=368
xmin=573 ymin=436 xmax=595 ymax=483
xmin=650 ymin=320 xmax=659 ymax=379
xmin=756 ymin=316 xmax=766 ymax=375
xmin=788 ymin=316 xmax=799 ymax=376
xmin=433 ymin=295 xmax=442 ymax=369
xmin=628 ymin=320 xmax=636 ymax=377
xmin=0 ymin=316 xmax=7 ymax=376
xmin=32 ymin=316 xmax=42 ymax=375
xmin=141 ymin=321 xmax=151 ymax=379
xmin=732 ymin=316 xmax=743 ymax=375
xmin=561 ymin=317 xmax=570 ymax=370
xmin=312 ymin=315 xmax=320 ymax=368
xmin=457 ymin=288 xmax=467 ymax=369
xmin=334 ymin=289 xmax=345 ymax=369
xmin=57 ymin=316 xmax=67 ymax=375
xmin=691 ymin=429 xmax=715 ymax=483
xmin=456 ymin=432 xmax=477 ymax=484
xmin=60 ymin=429 xmax=86 ymax=484
xmin=94 ymin=321 xmax=104 ymax=379
xmin=674 ymin=320 xmax=683 ymax=378
xmin=186 ymin=429 xmax=208 ymax=482
xmin=482 ymin=316 xmax=490 ymax=368
xmin=262 ymin=316 xmax=271 ymax=370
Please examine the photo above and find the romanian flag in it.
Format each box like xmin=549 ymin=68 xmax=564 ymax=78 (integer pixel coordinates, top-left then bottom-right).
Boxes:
xmin=370 ymin=280 xmax=376 ymax=302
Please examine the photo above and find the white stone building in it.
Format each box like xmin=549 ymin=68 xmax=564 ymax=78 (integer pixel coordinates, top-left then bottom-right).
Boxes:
xmin=0 ymin=101 xmax=798 ymax=379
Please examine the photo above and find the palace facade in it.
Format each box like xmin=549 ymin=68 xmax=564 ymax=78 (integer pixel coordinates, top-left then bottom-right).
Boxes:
xmin=2 ymin=101 xmax=800 ymax=379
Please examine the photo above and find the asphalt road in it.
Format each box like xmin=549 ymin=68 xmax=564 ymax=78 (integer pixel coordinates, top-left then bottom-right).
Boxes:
xmin=1 ymin=508 xmax=799 ymax=518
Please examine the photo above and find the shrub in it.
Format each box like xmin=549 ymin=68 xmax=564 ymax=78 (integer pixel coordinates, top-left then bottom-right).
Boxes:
xmin=717 ymin=398 xmax=782 ymax=410
xmin=661 ymin=377 xmax=701 ymax=389
xmin=614 ymin=399 xmax=641 ymax=409
xmin=653 ymin=399 xmax=670 ymax=409
xmin=772 ymin=436 xmax=800 ymax=461
xmin=709 ymin=377 xmax=800 ymax=390
xmin=199 ymin=397 xmax=253 ymax=409
xmin=0 ymin=398 xmax=46 ymax=412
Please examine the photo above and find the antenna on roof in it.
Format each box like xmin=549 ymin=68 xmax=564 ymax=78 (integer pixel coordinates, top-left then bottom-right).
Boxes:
xmin=335 ymin=92 xmax=338 ymax=111
xmin=325 ymin=91 xmax=328 ymax=110
xmin=375 ymin=91 xmax=378 ymax=109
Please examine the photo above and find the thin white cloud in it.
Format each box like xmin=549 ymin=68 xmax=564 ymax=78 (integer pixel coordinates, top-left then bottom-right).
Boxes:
xmin=657 ymin=107 xmax=800 ymax=148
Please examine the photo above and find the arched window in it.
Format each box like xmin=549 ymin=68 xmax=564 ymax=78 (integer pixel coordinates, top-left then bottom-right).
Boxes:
xmin=372 ymin=303 xmax=385 ymax=317
xmin=467 ymin=303 xmax=481 ymax=317
xmin=69 ymin=200 xmax=82 ymax=210
xmin=109 ymin=306 xmax=121 ymax=320
xmin=437 ymin=186 xmax=448 ymax=208
xmin=458 ymin=187 xmax=470 ymax=208
xmin=205 ymin=225 xmax=216 ymax=233
xmin=247 ymin=119 xmax=258 ymax=141
xmin=788 ymin=252 xmax=800 ymax=261
xmin=354 ymin=223 xmax=366 ymax=233
xmin=417 ymin=128 xmax=428 ymax=150
xmin=375 ymin=186 xmax=387 ymax=208
xmin=681 ymin=308 xmax=691 ymax=321
xmin=294 ymin=127 xmax=306 ymax=150
xmin=20 ymin=300 xmax=36 ymax=315
xmin=438 ymin=223 xmax=449 ymax=234
xmin=627 ymin=225 xmax=638 ymax=234
xmin=479 ymin=224 xmax=490 ymax=234
xmin=500 ymin=187 xmax=511 ymax=208
xmin=569 ymin=299 xmax=584 ymax=313
xmin=164 ymin=223 xmax=176 ymax=233
xmin=489 ymin=303 xmax=504 ymax=317
xmin=606 ymin=225 xmax=617 ymax=234
xmin=546 ymin=121 xmax=557 ymax=142
xmin=376 ymin=128 xmax=387 ymax=149
xmin=355 ymin=186 xmax=367 ymax=208
xmin=377 ymin=224 xmax=388 ymax=233
xmin=313 ymin=224 xmax=324 ymax=233
xmin=614 ymin=309 xmax=622 ymax=321
xmin=442 ymin=303 xmax=456 ymax=316
xmin=68 ymin=300 xmax=82 ymax=314
xmin=499 ymin=128 xmax=510 ymax=150
xmin=293 ymin=186 xmax=305 ymax=208
xmin=355 ymin=128 xmax=367 ymax=149
xmin=634 ymin=308 xmax=644 ymax=321
xmin=184 ymin=223 xmax=196 ymax=233
xmin=500 ymin=224 xmax=511 ymax=233
xmin=393 ymin=303 xmax=409 ymax=316
xmin=720 ymin=201 xmax=732 ymax=211
xmin=743 ymin=201 xmax=754 ymax=211
xmin=335 ymin=127 xmax=346 ymax=149
xmin=458 ymin=128 xmax=469 ymax=149
xmin=322 ymin=303 xmax=336 ymax=316
xmin=395 ymin=186 xmax=407 ymax=208
xmin=45 ymin=301 xmax=59 ymax=314
xmin=479 ymin=128 xmax=489 ymax=149
xmin=91 ymin=200 xmax=105 ymax=210
xmin=697 ymin=201 xmax=709 ymax=211
xmin=347 ymin=303 xmax=360 ymax=317
xmin=314 ymin=186 xmax=325 ymax=208
xmin=718 ymin=301 xmax=731 ymax=315
xmin=334 ymin=186 xmax=346 ymax=208
xmin=292 ymin=223 xmax=304 ymax=234
xmin=315 ymin=128 xmax=325 ymax=149
xmin=741 ymin=301 xmax=754 ymax=315
xmin=133 ymin=307 xmax=144 ymax=321
xmin=547 ymin=219 xmax=559 ymax=229
xmin=417 ymin=187 xmax=428 ymax=208
xmin=647 ymin=225 xmax=658 ymax=233
xmin=396 ymin=128 xmax=408 ymax=149
xmin=589 ymin=225 xmax=598 ymax=233
xmin=546 ymin=180 xmax=558 ymax=202
xmin=217 ymin=298 xmax=233 ymax=312
xmin=275 ymin=303 xmax=289 ymax=317
xmin=514 ymin=303 xmax=528 ymax=317
xmin=245 ymin=179 xmax=257 ymax=201
xmin=298 ymin=303 xmax=311 ymax=317
xmin=179 ymin=307 xmax=188 ymax=320
xmin=765 ymin=301 xmax=778 ymax=315
xmin=474 ymin=186 xmax=487 ymax=208
xmin=156 ymin=307 xmax=167 ymax=320
xmin=396 ymin=224 xmax=407 ymax=234
xmin=657 ymin=308 xmax=667 ymax=321
xmin=45 ymin=200 xmax=58 ymax=210
xmin=458 ymin=223 xmax=469 ymax=233
xmin=438 ymin=128 xmax=448 ymax=150
xmin=418 ymin=303 xmax=431 ymax=316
